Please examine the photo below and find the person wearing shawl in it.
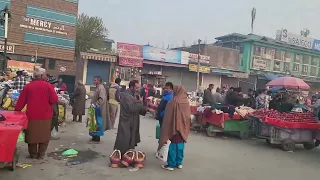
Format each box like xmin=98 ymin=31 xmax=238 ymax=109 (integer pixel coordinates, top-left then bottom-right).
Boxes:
xmin=114 ymin=80 xmax=147 ymax=155
xmin=159 ymin=85 xmax=191 ymax=171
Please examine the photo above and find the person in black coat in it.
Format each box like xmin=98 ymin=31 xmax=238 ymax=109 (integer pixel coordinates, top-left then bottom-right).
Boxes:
xmin=226 ymin=87 xmax=246 ymax=106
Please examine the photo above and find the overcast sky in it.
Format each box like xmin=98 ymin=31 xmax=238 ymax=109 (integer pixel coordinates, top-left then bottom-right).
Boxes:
xmin=78 ymin=0 xmax=320 ymax=47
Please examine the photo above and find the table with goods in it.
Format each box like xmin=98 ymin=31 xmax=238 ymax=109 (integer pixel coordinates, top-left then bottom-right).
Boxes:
xmin=200 ymin=105 xmax=254 ymax=139
xmin=0 ymin=111 xmax=28 ymax=171
xmin=249 ymin=109 xmax=320 ymax=151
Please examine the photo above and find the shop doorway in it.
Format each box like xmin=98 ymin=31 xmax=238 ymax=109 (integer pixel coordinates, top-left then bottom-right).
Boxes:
xmin=58 ymin=75 xmax=75 ymax=93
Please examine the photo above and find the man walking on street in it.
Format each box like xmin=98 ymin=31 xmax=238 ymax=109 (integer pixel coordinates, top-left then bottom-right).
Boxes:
xmin=109 ymin=78 xmax=121 ymax=129
xmin=90 ymin=76 xmax=111 ymax=143
xmin=71 ymin=80 xmax=86 ymax=122
xmin=15 ymin=68 xmax=58 ymax=159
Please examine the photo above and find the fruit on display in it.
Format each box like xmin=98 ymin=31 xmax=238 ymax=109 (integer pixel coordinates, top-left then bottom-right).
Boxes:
xmin=251 ymin=109 xmax=317 ymax=123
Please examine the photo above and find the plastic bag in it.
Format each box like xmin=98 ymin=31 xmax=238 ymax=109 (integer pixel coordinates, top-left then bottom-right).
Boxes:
xmin=156 ymin=140 xmax=171 ymax=162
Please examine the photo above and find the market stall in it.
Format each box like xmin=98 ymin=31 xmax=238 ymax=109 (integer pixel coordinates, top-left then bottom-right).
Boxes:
xmin=0 ymin=111 xmax=28 ymax=171
xmin=250 ymin=109 xmax=320 ymax=151
xmin=200 ymin=105 xmax=254 ymax=139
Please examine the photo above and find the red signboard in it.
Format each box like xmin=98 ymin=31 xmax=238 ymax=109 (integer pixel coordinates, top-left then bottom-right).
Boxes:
xmin=117 ymin=42 xmax=143 ymax=67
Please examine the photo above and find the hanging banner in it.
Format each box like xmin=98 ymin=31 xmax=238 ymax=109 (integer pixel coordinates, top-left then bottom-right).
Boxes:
xmin=142 ymin=46 xmax=182 ymax=64
xmin=117 ymin=42 xmax=143 ymax=67
xmin=252 ymin=56 xmax=267 ymax=69
xmin=188 ymin=64 xmax=210 ymax=73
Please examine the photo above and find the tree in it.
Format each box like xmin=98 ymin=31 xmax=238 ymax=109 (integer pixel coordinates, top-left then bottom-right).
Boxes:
xmin=75 ymin=13 xmax=108 ymax=53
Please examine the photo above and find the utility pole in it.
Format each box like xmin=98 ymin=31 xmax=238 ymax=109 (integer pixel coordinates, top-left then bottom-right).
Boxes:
xmin=196 ymin=39 xmax=201 ymax=93
xmin=0 ymin=5 xmax=10 ymax=72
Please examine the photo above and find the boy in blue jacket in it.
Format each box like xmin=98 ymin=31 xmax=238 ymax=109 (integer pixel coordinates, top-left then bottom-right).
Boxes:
xmin=156 ymin=82 xmax=174 ymax=127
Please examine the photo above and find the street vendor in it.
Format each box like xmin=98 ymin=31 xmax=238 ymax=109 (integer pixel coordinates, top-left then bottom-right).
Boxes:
xmin=15 ymin=68 xmax=58 ymax=159
xmin=203 ymin=84 xmax=215 ymax=105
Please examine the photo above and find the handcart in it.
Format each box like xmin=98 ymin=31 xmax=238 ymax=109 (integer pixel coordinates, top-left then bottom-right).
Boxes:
xmin=0 ymin=111 xmax=28 ymax=171
xmin=248 ymin=116 xmax=272 ymax=144
xmin=249 ymin=115 xmax=320 ymax=151
xmin=202 ymin=110 xmax=250 ymax=139
xmin=263 ymin=117 xmax=320 ymax=151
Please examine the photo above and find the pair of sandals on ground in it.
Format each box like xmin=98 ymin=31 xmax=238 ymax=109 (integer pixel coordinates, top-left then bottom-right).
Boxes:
xmin=109 ymin=149 xmax=146 ymax=168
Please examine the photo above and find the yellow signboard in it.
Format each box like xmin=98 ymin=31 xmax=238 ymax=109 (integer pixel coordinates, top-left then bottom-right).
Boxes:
xmin=188 ymin=64 xmax=210 ymax=73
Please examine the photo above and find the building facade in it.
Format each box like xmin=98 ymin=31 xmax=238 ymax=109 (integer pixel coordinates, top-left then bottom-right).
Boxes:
xmin=1 ymin=0 xmax=78 ymax=90
xmin=240 ymin=34 xmax=320 ymax=92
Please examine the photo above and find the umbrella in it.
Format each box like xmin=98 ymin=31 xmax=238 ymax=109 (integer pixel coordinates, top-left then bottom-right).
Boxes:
xmin=266 ymin=77 xmax=310 ymax=90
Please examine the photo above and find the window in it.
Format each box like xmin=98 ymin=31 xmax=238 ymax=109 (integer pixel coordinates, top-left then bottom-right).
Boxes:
xmin=275 ymin=49 xmax=281 ymax=60
xmin=293 ymin=63 xmax=299 ymax=72
xmin=48 ymin=59 xmax=56 ymax=70
xmin=285 ymin=52 xmax=291 ymax=61
xmin=26 ymin=6 xmax=77 ymax=26
xmin=302 ymin=65 xmax=308 ymax=75
xmin=254 ymin=46 xmax=261 ymax=56
xmin=311 ymin=57 xmax=318 ymax=76
xmin=0 ymin=0 xmax=10 ymax=10
xmin=295 ymin=54 xmax=301 ymax=63
xmin=265 ymin=58 xmax=271 ymax=71
xmin=311 ymin=66 xmax=317 ymax=76
xmin=311 ymin=57 xmax=318 ymax=66
xmin=303 ymin=55 xmax=310 ymax=64
xmin=283 ymin=62 xmax=290 ymax=72
xmin=24 ymin=32 xmax=75 ymax=49
xmin=261 ymin=47 xmax=265 ymax=55
xmin=273 ymin=60 xmax=281 ymax=71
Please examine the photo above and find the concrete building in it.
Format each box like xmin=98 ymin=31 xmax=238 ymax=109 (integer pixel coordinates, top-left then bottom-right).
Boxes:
xmin=239 ymin=33 xmax=320 ymax=92
xmin=1 ymin=0 xmax=78 ymax=92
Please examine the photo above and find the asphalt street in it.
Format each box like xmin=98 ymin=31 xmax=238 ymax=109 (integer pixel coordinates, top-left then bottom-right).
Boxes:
xmin=1 ymin=108 xmax=320 ymax=180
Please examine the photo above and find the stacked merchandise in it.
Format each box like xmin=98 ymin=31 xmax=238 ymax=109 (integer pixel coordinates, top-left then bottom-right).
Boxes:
xmin=250 ymin=109 xmax=320 ymax=151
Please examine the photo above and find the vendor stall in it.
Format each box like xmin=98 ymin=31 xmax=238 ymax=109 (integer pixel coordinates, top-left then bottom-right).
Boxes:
xmin=0 ymin=111 xmax=28 ymax=171
xmin=250 ymin=109 xmax=320 ymax=151
xmin=201 ymin=105 xmax=254 ymax=139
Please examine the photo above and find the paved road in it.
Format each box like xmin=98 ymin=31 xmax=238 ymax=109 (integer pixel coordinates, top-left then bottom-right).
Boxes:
xmin=1 ymin=111 xmax=320 ymax=180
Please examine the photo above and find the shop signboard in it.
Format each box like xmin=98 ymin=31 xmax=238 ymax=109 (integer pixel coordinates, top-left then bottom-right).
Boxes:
xmin=188 ymin=64 xmax=210 ymax=73
xmin=252 ymin=56 xmax=267 ymax=70
xmin=0 ymin=44 xmax=14 ymax=53
xmin=20 ymin=17 xmax=68 ymax=36
xmin=117 ymin=42 xmax=143 ymax=67
xmin=142 ymin=46 xmax=182 ymax=64
xmin=280 ymin=29 xmax=314 ymax=49
xmin=189 ymin=53 xmax=210 ymax=64
xmin=181 ymin=51 xmax=189 ymax=65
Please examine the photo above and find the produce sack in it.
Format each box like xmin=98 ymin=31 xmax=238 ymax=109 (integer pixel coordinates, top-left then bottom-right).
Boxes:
xmin=156 ymin=140 xmax=171 ymax=162
xmin=87 ymin=107 xmax=104 ymax=137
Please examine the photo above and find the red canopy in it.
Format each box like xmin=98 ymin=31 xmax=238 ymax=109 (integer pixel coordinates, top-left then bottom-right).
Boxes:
xmin=266 ymin=77 xmax=310 ymax=90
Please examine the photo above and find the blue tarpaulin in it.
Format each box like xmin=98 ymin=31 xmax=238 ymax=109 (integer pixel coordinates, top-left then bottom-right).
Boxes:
xmin=263 ymin=73 xmax=286 ymax=80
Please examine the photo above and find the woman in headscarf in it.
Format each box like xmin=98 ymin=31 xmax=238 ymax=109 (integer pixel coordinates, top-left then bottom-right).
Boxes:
xmin=159 ymin=85 xmax=191 ymax=171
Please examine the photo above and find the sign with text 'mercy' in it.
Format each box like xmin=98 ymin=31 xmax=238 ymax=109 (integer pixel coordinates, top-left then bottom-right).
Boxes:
xmin=117 ymin=42 xmax=143 ymax=67
xmin=20 ymin=17 xmax=68 ymax=36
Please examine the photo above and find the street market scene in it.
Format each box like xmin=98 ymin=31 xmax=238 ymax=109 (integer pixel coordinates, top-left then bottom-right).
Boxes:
xmin=1 ymin=0 xmax=320 ymax=179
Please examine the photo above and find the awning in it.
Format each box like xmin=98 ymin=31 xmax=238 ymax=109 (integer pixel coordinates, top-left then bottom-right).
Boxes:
xmin=259 ymin=73 xmax=286 ymax=80
xmin=80 ymin=52 xmax=117 ymax=62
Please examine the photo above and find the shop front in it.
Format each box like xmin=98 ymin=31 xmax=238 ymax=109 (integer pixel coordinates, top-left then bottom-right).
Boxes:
xmin=142 ymin=45 xmax=188 ymax=88
xmin=116 ymin=42 xmax=143 ymax=87
xmin=80 ymin=52 xmax=117 ymax=92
